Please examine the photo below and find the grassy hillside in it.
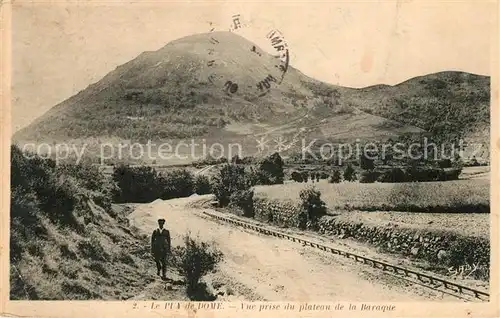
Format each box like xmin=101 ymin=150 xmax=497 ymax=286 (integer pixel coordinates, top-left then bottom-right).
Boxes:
xmin=13 ymin=32 xmax=490 ymax=160
xmin=9 ymin=145 xmax=184 ymax=300
xmin=340 ymin=71 xmax=490 ymax=143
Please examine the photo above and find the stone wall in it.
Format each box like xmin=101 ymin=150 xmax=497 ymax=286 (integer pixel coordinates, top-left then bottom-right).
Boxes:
xmin=253 ymin=197 xmax=299 ymax=228
xmin=251 ymin=197 xmax=489 ymax=280
xmin=317 ymin=216 xmax=489 ymax=280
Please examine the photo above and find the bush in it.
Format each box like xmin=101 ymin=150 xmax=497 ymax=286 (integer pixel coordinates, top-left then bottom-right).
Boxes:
xmin=172 ymin=234 xmax=223 ymax=298
xmin=245 ymin=166 xmax=261 ymax=187
xmin=359 ymin=170 xmax=381 ymax=183
xmin=438 ymin=159 xmax=453 ymax=168
xmin=256 ymin=152 xmax=284 ymax=185
xmin=328 ymin=170 xmax=342 ymax=183
xmin=10 ymin=145 xmax=95 ymax=228
xmin=159 ymin=169 xmax=195 ymax=199
xmin=301 ymin=171 xmax=309 ymax=183
xmin=297 ymin=211 xmax=308 ymax=230
xmin=359 ymin=153 xmax=375 ymax=170
xmin=231 ymin=155 xmax=242 ymax=164
xmin=112 ymin=165 xmax=195 ymax=202
xmin=211 ymin=164 xmax=251 ymax=207
xmin=194 ymin=175 xmax=211 ymax=195
xmin=299 ymin=187 xmax=327 ymax=229
xmin=112 ymin=165 xmax=160 ymax=203
xmin=77 ymin=237 xmax=110 ymax=262
xmin=290 ymin=171 xmax=303 ymax=182
xmin=309 ymin=172 xmax=316 ymax=183
xmin=438 ymin=168 xmax=462 ymax=181
xmin=192 ymin=156 xmax=228 ymax=168
xmin=229 ymin=189 xmax=255 ymax=217
xmin=378 ymin=168 xmax=408 ymax=183
xmin=343 ymin=164 xmax=357 ymax=181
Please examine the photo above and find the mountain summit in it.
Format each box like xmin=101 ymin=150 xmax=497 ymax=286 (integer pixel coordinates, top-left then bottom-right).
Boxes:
xmin=14 ymin=32 xmax=490 ymax=158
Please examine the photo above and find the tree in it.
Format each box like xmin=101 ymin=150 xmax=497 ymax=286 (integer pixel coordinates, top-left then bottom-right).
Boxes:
xmin=301 ymin=171 xmax=309 ymax=183
xmin=343 ymin=164 xmax=357 ymax=181
xmin=211 ymin=164 xmax=251 ymax=207
xmin=231 ymin=155 xmax=242 ymax=164
xmin=360 ymin=152 xmax=375 ymax=170
xmin=257 ymin=152 xmax=284 ymax=185
xmin=194 ymin=175 xmax=211 ymax=195
xmin=328 ymin=170 xmax=342 ymax=183
xmin=299 ymin=187 xmax=327 ymax=229
xmin=291 ymin=171 xmax=303 ymax=182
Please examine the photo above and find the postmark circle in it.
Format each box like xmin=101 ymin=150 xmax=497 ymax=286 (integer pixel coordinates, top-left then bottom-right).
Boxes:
xmin=205 ymin=14 xmax=290 ymax=99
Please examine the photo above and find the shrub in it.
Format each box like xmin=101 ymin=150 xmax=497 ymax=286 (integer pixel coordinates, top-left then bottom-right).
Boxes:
xmin=229 ymin=189 xmax=255 ymax=217
xmin=401 ymin=166 xmax=462 ymax=182
xmin=160 ymin=169 xmax=195 ymax=198
xmin=77 ymin=237 xmax=110 ymax=262
xmin=378 ymin=168 xmax=408 ymax=183
xmin=256 ymin=152 xmax=284 ymax=185
xmin=172 ymin=234 xmax=223 ymax=298
xmin=194 ymin=175 xmax=211 ymax=195
xmin=10 ymin=145 xmax=86 ymax=228
xmin=112 ymin=165 xmax=160 ymax=203
xmin=328 ymin=170 xmax=342 ymax=183
xmin=438 ymin=159 xmax=453 ymax=168
xmin=245 ymin=166 xmax=261 ymax=187
xmin=290 ymin=171 xmax=303 ymax=182
xmin=438 ymin=168 xmax=462 ymax=181
xmin=359 ymin=152 xmax=375 ymax=170
xmin=112 ymin=165 xmax=195 ymax=202
xmin=297 ymin=211 xmax=308 ymax=230
xmin=301 ymin=171 xmax=309 ymax=183
xmin=359 ymin=170 xmax=381 ymax=183
xmin=231 ymin=155 xmax=242 ymax=164
xmin=211 ymin=164 xmax=251 ymax=207
xmin=299 ymin=187 xmax=327 ymax=229
xmin=343 ymin=164 xmax=357 ymax=181
xmin=309 ymin=172 xmax=316 ymax=183
xmin=57 ymin=163 xmax=108 ymax=193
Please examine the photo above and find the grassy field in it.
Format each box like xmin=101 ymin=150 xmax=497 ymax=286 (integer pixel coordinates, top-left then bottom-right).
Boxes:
xmin=330 ymin=211 xmax=489 ymax=240
xmin=254 ymin=179 xmax=490 ymax=240
xmin=255 ymin=179 xmax=489 ymax=213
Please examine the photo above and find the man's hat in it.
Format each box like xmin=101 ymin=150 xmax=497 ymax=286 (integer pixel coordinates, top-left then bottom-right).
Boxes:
xmin=158 ymin=218 xmax=165 ymax=223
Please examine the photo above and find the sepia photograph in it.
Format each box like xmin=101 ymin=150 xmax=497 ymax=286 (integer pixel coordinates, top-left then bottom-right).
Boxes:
xmin=2 ymin=0 xmax=498 ymax=316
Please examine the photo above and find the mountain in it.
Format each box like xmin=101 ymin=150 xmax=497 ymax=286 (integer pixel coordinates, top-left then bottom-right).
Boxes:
xmin=13 ymin=31 xmax=490 ymax=162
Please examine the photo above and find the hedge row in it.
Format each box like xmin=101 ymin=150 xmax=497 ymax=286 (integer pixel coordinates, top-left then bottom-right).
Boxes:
xmin=359 ymin=167 xmax=462 ymax=183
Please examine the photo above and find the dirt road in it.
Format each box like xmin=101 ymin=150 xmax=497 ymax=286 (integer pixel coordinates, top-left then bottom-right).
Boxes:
xmin=128 ymin=196 xmax=458 ymax=301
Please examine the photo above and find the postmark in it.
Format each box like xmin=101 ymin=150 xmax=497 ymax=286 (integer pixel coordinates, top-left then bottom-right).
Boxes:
xmin=205 ymin=14 xmax=290 ymax=98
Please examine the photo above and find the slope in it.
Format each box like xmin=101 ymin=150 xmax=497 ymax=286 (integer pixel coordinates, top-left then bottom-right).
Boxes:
xmin=13 ymin=32 xmax=490 ymax=162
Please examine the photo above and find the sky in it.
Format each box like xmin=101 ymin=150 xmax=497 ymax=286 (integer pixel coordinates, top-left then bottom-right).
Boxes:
xmin=10 ymin=0 xmax=496 ymax=132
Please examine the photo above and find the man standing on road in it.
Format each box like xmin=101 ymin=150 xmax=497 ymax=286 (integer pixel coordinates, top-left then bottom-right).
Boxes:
xmin=151 ymin=218 xmax=171 ymax=279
